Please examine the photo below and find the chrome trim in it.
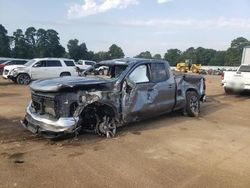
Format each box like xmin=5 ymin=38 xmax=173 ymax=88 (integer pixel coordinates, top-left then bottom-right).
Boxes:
xmin=25 ymin=102 xmax=79 ymax=133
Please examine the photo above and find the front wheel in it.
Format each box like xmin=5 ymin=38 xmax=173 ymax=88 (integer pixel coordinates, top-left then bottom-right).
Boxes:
xmin=224 ymin=87 xmax=233 ymax=95
xmin=16 ymin=74 xmax=31 ymax=85
xmin=96 ymin=116 xmax=117 ymax=138
xmin=185 ymin=91 xmax=200 ymax=117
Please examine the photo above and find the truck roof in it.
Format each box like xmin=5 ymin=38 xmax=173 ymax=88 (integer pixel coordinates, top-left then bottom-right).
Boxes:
xmin=98 ymin=58 xmax=168 ymax=66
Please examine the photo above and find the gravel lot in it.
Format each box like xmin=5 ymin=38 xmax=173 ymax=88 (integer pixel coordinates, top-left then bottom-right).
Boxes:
xmin=0 ymin=76 xmax=250 ymax=188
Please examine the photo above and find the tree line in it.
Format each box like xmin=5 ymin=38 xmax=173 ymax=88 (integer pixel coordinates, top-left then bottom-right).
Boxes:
xmin=0 ymin=24 xmax=249 ymax=66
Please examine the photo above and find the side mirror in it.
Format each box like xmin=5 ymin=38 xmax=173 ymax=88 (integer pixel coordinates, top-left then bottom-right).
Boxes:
xmin=33 ymin=64 xmax=40 ymax=68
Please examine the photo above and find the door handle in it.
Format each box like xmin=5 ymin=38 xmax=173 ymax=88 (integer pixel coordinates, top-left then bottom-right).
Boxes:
xmin=169 ymin=84 xmax=173 ymax=88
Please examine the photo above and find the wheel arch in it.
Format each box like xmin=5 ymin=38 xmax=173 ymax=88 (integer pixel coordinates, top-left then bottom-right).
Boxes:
xmin=60 ymin=72 xmax=71 ymax=76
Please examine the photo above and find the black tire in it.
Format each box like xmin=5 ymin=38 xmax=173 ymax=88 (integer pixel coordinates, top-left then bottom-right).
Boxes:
xmin=16 ymin=74 xmax=31 ymax=85
xmin=60 ymin=72 xmax=71 ymax=77
xmin=224 ymin=87 xmax=233 ymax=95
xmin=185 ymin=91 xmax=200 ymax=117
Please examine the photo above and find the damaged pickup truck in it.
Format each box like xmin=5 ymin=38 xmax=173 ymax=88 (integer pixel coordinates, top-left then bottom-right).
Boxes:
xmin=21 ymin=58 xmax=206 ymax=138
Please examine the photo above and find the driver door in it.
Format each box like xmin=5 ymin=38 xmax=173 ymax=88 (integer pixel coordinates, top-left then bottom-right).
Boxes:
xmin=31 ymin=60 xmax=47 ymax=80
xmin=122 ymin=64 xmax=157 ymax=123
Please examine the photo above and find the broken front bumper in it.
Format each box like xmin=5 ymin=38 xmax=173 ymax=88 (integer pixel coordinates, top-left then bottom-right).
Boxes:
xmin=21 ymin=102 xmax=79 ymax=138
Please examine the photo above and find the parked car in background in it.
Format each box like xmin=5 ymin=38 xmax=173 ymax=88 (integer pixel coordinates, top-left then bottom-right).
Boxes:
xmin=0 ymin=59 xmax=29 ymax=74
xmin=222 ymin=64 xmax=250 ymax=94
xmin=3 ymin=58 xmax=77 ymax=85
xmin=76 ymin=60 xmax=96 ymax=72
xmin=76 ymin=60 xmax=107 ymax=75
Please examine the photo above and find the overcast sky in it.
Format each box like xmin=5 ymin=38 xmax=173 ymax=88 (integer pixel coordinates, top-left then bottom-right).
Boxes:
xmin=0 ymin=0 xmax=250 ymax=56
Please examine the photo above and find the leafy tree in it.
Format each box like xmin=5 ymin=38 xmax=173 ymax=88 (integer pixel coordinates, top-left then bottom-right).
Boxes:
xmin=0 ymin=24 xmax=11 ymax=57
xmin=153 ymin=54 xmax=162 ymax=60
xmin=36 ymin=28 xmax=48 ymax=57
xmin=225 ymin=37 xmax=250 ymax=66
xmin=164 ymin=49 xmax=181 ymax=66
xmin=180 ymin=47 xmax=197 ymax=64
xmin=12 ymin=29 xmax=29 ymax=58
xmin=93 ymin=51 xmax=110 ymax=62
xmin=67 ymin=39 xmax=88 ymax=61
xmin=209 ymin=51 xmax=226 ymax=66
xmin=36 ymin=29 xmax=65 ymax=57
xmin=135 ymin=51 xmax=152 ymax=59
xmin=231 ymin=37 xmax=250 ymax=49
xmin=224 ymin=48 xmax=241 ymax=66
xmin=195 ymin=47 xmax=216 ymax=65
xmin=86 ymin=50 xmax=95 ymax=61
xmin=46 ymin=29 xmax=65 ymax=57
xmin=108 ymin=44 xmax=124 ymax=59
xmin=25 ymin=27 xmax=37 ymax=58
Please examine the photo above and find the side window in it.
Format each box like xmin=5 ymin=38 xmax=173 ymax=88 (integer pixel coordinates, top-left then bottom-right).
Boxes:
xmin=7 ymin=61 xmax=14 ymax=65
xmin=85 ymin=61 xmax=94 ymax=66
xmin=151 ymin=63 xmax=168 ymax=83
xmin=128 ymin=64 xmax=149 ymax=84
xmin=46 ymin=60 xmax=62 ymax=67
xmin=33 ymin=61 xmax=46 ymax=67
xmin=10 ymin=60 xmax=26 ymax=65
xmin=18 ymin=61 xmax=28 ymax=65
xmin=64 ymin=60 xmax=75 ymax=67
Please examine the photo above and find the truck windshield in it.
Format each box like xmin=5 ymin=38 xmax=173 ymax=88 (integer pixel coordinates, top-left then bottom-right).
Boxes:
xmin=83 ymin=64 xmax=128 ymax=81
xmin=238 ymin=65 xmax=250 ymax=72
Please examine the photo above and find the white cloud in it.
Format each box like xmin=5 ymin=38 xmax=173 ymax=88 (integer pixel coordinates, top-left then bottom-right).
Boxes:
xmin=157 ymin=0 xmax=173 ymax=4
xmin=122 ymin=17 xmax=250 ymax=29
xmin=68 ymin=0 xmax=139 ymax=19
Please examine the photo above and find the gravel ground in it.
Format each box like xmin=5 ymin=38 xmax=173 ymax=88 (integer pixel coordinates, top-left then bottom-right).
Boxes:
xmin=0 ymin=76 xmax=250 ymax=188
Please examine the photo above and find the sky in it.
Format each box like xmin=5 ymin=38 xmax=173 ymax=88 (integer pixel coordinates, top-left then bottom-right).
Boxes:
xmin=0 ymin=0 xmax=250 ymax=56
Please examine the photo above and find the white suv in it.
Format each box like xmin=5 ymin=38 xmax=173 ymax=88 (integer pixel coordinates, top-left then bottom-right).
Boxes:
xmin=4 ymin=58 xmax=77 ymax=85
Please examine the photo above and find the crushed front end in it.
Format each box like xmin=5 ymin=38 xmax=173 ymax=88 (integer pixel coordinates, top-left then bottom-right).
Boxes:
xmin=21 ymin=91 xmax=80 ymax=138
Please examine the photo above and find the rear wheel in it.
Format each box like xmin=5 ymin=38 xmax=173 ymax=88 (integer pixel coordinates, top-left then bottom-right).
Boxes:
xmin=16 ymin=74 xmax=31 ymax=85
xmin=185 ymin=91 xmax=200 ymax=117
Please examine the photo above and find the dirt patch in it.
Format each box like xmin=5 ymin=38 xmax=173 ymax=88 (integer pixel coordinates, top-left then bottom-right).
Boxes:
xmin=0 ymin=76 xmax=250 ymax=188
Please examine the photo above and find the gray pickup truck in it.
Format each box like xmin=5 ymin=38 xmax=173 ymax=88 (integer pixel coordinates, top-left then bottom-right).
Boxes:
xmin=21 ymin=58 xmax=206 ymax=138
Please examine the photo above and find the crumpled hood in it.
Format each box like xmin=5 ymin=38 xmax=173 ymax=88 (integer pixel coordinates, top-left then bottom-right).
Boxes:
xmin=30 ymin=76 xmax=113 ymax=92
xmin=4 ymin=65 xmax=26 ymax=71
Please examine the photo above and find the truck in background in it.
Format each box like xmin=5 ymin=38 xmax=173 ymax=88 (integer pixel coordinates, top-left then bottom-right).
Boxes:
xmin=222 ymin=47 xmax=250 ymax=94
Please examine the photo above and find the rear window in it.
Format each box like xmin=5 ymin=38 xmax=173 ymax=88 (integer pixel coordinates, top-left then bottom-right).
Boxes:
xmin=0 ymin=60 xmax=8 ymax=64
xmin=151 ymin=63 xmax=168 ymax=82
xmin=239 ymin=65 xmax=250 ymax=72
xmin=46 ymin=60 xmax=62 ymax=67
xmin=64 ymin=60 xmax=75 ymax=67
